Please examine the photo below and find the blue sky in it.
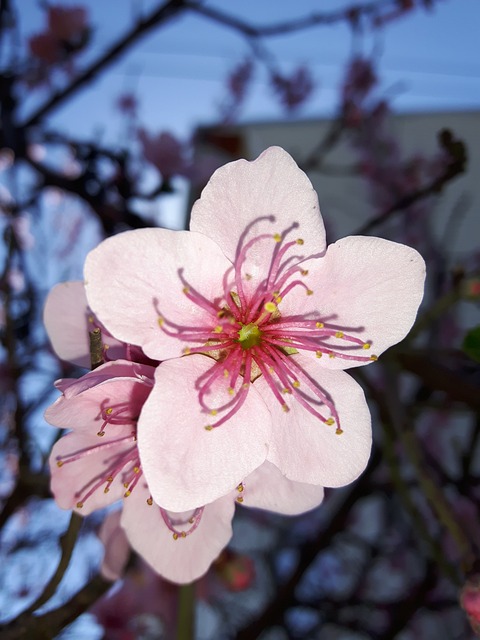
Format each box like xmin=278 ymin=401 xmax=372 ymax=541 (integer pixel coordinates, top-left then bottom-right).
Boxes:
xmin=16 ymin=0 xmax=480 ymax=140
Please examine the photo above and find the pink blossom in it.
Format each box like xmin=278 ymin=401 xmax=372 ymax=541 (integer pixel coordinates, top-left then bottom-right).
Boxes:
xmin=28 ymin=33 xmax=61 ymax=65
xmin=461 ymin=576 xmax=480 ymax=636
xmin=43 ymin=281 xmax=153 ymax=368
xmin=48 ymin=5 xmax=88 ymax=43
xmin=270 ymin=66 xmax=315 ymax=113
xmin=45 ymin=358 xmax=324 ymax=582
xmin=137 ymin=129 xmax=187 ymax=180
xmin=84 ymin=147 xmax=425 ymax=513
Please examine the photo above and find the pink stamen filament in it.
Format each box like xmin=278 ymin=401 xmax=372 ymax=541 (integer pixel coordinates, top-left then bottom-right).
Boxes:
xmin=156 ymin=223 xmax=376 ymax=434
xmin=160 ymin=507 xmax=204 ymax=539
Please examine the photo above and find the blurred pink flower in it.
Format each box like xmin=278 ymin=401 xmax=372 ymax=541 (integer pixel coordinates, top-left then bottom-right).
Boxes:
xmin=28 ymin=33 xmax=60 ymax=65
xmin=48 ymin=5 xmax=88 ymax=43
xmin=84 ymin=146 xmax=426 ymax=513
xmin=270 ymin=66 xmax=314 ymax=113
xmin=28 ymin=4 xmax=90 ymax=68
xmin=461 ymin=577 xmax=480 ymax=636
xmin=116 ymin=93 xmax=138 ymax=118
xmin=137 ymin=129 xmax=188 ymax=180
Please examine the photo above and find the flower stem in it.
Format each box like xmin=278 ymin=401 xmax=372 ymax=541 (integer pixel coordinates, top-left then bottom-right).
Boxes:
xmin=176 ymin=582 xmax=196 ymax=640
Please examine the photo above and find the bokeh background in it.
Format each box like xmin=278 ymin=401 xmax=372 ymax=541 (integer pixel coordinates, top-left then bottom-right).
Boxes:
xmin=1 ymin=1 xmax=480 ymax=638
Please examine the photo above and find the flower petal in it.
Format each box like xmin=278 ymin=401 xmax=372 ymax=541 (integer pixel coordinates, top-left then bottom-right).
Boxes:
xmin=137 ymin=355 xmax=271 ymax=512
xmin=49 ymin=433 xmax=134 ymax=515
xmin=262 ymin=355 xmax=372 ymax=487
xmin=281 ymin=235 xmax=426 ymax=369
xmin=43 ymin=281 xmax=91 ymax=367
xmin=99 ymin=510 xmax=130 ymax=581
xmin=121 ymin=483 xmax=235 ymax=584
xmin=240 ymin=461 xmax=324 ymax=515
xmin=84 ymin=228 xmax=232 ymax=361
xmin=45 ymin=361 xmax=154 ymax=432
xmin=190 ymin=147 xmax=326 ymax=276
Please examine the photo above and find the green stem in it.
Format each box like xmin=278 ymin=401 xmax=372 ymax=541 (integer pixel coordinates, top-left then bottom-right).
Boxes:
xmin=176 ymin=582 xmax=196 ymax=640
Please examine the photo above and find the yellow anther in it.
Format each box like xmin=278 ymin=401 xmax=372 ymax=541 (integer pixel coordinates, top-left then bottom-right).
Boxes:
xmin=273 ymin=233 xmax=282 ymax=243
xmin=228 ymin=387 xmax=234 ymax=395
xmin=301 ymin=269 xmax=309 ymax=276
xmin=282 ymin=388 xmax=291 ymax=394
xmin=105 ymin=407 xmax=113 ymax=415
xmin=325 ymin=417 xmax=335 ymax=426
xmin=245 ymin=273 xmax=252 ymax=281
xmin=217 ymin=309 xmax=225 ymax=318
xmin=296 ymin=238 xmax=304 ymax=245
xmin=236 ymin=496 xmax=244 ymax=503
xmin=181 ymin=531 xmax=187 ymax=538
xmin=269 ymin=366 xmax=274 ymax=373
xmin=315 ymin=322 xmax=324 ymax=328
xmin=88 ymin=315 xmax=94 ymax=323
xmin=264 ymin=301 xmax=277 ymax=313
xmin=362 ymin=343 xmax=371 ymax=350
xmin=214 ymin=325 xmax=223 ymax=333
xmin=335 ymin=331 xmax=344 ymax=339
xmin=107 ymin=476 xmax=113 ymax=483
xmin=316 ymin=351 xmax=323 ymax=358
xmin=275 ymin=295 xmax=283 ymax=304
xmin=147 ymin=497 xmax=153 ymax=505
xmin=182 ymin=286 xmax=190 ymax=294
xmin=329 ymin=353 xmax=336 ymax=359
xmin=336 ymin=427 xmax=344 ymax=435
xmin=189 ymin=518 xmax=194 ymax=524
xmin=133 ymin=466 xmax=140 ymax=474
xmin=210 ymin=409 xmax=218 ymax=416
xmin=124 ymin=490 xmax=131 ymax=497
xmin=282 ymin=404 xmax=289 ymax=413
xmin=293 ymin=380 xmax=300 ymax=388
xmin=182 ymin=347 xmax=191 ymax=355
xmin=104 ymin=487 xmax=109 ymax=494
xmin=224 ymin=369 xmax=229 ymax=377
xmin=104 ymin=344 xmax=110 ymax=350
xmin=56 ymin=460 xmax=63 ymax=467
xmin=157 ymin=317 xmax=164 ymax=327
xmin=76 ymin=501 xmax=84 ymax=509
xmin=242 ymin=382 xmax=249 ymax=389
xmin=370 ymin=355 xmax=378 ymax=361
xmin=123 ymin=482 xmax=129 ymax=488
xmin=237 ymin=483 xmax=244 ymax=492
xmin=97 ymin=431 xmax=105 ymax=437
xmin=173 ymin=533 xmax=179 ymax=540
xmin=306 ymin=289 xmax=313 ymax=296
xmin=205 ymin=425 xmax=213 ymax=431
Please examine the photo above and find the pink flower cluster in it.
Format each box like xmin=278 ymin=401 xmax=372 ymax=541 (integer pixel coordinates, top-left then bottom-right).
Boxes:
xmin=27 ymin=4 xmax=90 ymax=85
xmin=44 ymin=147 xmax=425 ymax=583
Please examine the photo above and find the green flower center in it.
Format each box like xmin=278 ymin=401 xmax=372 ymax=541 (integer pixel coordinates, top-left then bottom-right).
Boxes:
xmin=238 ymin=323 xmax=262 ymax=350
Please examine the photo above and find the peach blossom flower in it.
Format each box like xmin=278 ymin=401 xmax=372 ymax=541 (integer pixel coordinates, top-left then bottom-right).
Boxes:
xmin=84 ymin=147 xmax=425 ymax=513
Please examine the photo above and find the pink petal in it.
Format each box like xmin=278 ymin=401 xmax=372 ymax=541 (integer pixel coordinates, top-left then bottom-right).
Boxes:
xmin=49 ymin=433 xmax=131 ymax=515
xmin=281 ymin=235 xmax=426 ymax=369
xmin=43 ymin=281 xmax=91 ymax=367
xmin=84 ymin=228 xmax=232 ymax=361
xmin=190 ymin=147 xmax=326 ymax=280
xmin=121 ymin=483 xmax=235 ymax=584
xmin=99 ymin=510 xmax=130 ymax=581
xmin=262 ymin=355 xmax=372 ymax=487
xmin=137 ymin=355 xmax=271 ymax=512
xmin=45 ymin=361 xmax=154 ymax=431
xmin=241 ymin=461 xmax=324 ymax=515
